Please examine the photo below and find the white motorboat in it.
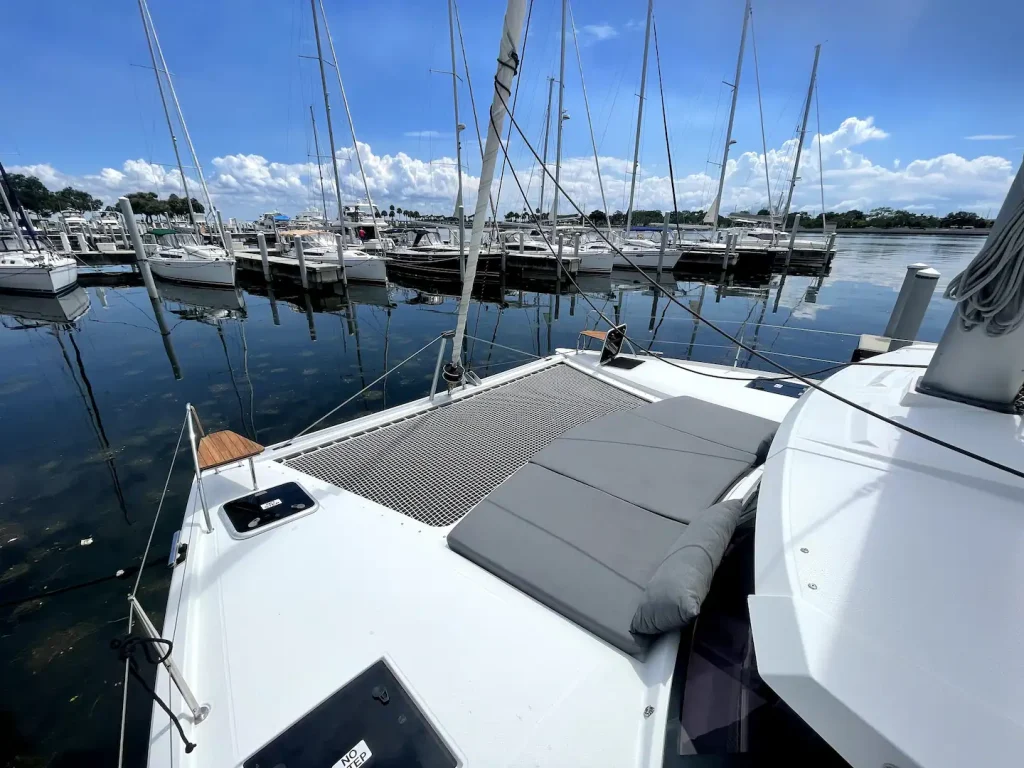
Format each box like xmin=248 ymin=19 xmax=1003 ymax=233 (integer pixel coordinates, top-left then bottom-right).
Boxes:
xmin=279 ymin=231 xmax=388 ymax=283
xmin=0 ymin=236 xmax=77 ymax=294
xmin=144 ymin=231 xmax=236 ymax=287
xmin=503 ymin=230 xmax=613 ymax=273
xmin=336 ymin=203 xmax=394 ymax=254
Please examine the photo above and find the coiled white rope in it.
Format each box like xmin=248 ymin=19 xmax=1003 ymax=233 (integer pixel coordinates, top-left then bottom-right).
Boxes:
xmin=945 ymin=194 xmax=1024 ymax=336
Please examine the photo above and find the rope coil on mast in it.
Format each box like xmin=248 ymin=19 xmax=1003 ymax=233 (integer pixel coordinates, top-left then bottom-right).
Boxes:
xmin=945 ymin=195 xmax=1024 ymax=336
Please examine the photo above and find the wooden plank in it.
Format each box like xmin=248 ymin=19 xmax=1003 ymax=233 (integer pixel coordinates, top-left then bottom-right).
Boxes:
xmin=197 ymin=430 xmax=264 ymax=471
xmin=580 ymin=330 xmax=607 ymax=341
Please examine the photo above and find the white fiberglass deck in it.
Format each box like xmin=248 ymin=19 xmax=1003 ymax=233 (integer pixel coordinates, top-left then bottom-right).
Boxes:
xmin=148 ymin=351 xmax=798 ymax=768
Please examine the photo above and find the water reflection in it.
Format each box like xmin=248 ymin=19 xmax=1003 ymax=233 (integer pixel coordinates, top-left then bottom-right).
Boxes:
xmin=0 ymin=232 xmax=984 ymax=767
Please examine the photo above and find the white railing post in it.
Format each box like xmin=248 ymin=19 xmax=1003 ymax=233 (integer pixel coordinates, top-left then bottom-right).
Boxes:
xmin=430 ymin=333 xmax=452 ymax=401
xmin=129 ymin=596 xmax=210 ymax=723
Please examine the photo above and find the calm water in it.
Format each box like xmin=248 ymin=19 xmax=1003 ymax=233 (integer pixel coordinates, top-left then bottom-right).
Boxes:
xmin=0 ymin=233 xmax=981 ymax=765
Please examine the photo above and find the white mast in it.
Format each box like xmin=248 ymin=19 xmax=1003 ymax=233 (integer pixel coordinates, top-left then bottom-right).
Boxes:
xmin=309 ymin=0 xmax=347 ymax=245
xmin=448 ymin=0 xmax=466 ymax=270
xmin=0 ymin=173 xmax=27 ymax=250
xmin=141 ymin=0 xmax=227 ymax=249
xmin=447 ymin=0 xmax=527 ymax=383
xmin=568 ymin=3 xmax=610 ymax=233
xmin=709 ymin=0 xmax=750 ymax=238
xmin=625 ymin=0 xmax=653 ymax=237
xmin=136 ymin=0 xmax=197 ymax=231
xmin=550 ymin=0 xmax=568 ymax=246
xmin=309 ymin=105 xmax=331 ymax=221
xmin=316 ymin=0 xmax=384 ymax=246
xmin=538 ymin=77 xmax=555 ymax=221
xmin=778 ymin=44 xmax=821 ymax=239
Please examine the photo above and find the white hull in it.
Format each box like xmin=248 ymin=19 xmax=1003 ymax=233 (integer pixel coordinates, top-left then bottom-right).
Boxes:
xmin=304 ymin=250 xmax=388 ymax=283
xmin=0 ymin=260 xmax=77 ymax=294
xmin=576 ymin=250 xmax=613 ymax=273
xmin=147 ymin=256 xmax=236 ymax=287
xmin=611 ymin=249 xmax=676 ymax=269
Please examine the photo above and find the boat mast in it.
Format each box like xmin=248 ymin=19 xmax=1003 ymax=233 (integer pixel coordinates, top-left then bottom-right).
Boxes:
xmin=309 ymin=0 xmax=347 ymax=244
xmin=550 ymin=0 xmax=568 ymax=246
xmin=710 ymin=0 xmax=751 ymax=238
xmin=309 ymin=105 xmax=331 ymax=223
xmin=538 ymin=76 xmax=555 ymax=221
xmin=447 ymin=0 xmax=466 ymax=270
xmin=316 ymin=0 xmax=384 ymax=246
xmin=625 ymin=0 xmax=653 ymax=238
xmin=136 ymin=0 xmax=196 ymax=231
xmin=0 ymin=163 xmax=28 ymax=250
xmin=568 ymin=3 xmax=609 ymax=234
xmin=447 ymin=0 xmax=526 ymax=383
xmin=778 ymin=44 xmax=821 ymax=238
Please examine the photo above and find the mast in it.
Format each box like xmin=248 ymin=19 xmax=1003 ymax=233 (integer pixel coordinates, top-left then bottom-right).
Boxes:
xmin=568 ymin=4 xmax=609 ymax=233
xmin=625 ymin=0 xmax=653 ymax=237
xmin=538 ymin=77 xmax=555 ymax=221
xmin=309 ymin=105 xmax=330 ymax=223
xmin=550 ymin=0 xmax=568 ymax=245
xmin=709 ymin=0 xmax=751 ymax=237
xmin=0 ymin=162 xmax=28 ymax=250
xmin=452 ymin=0 xmax=499 ymax=228
xmin=137 ymin=0 xmax=196 ymax=231
xmin=447 ymin=0 xmax=527 ymax=383
xmin=310 ymin=0 xmax=347 ymax=243
xmin=448 ymin=0 xmax=466 ymax=270
xmin=141 ymin=0 xmax=228 ymax=249
xmin=316 ymin=0 xmax=384 ymax=247
xmin=778 ymin=44 xmax=821 ymax=237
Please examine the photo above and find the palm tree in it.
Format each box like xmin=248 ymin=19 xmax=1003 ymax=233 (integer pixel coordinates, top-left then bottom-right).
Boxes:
xmin=396 ymin=207 xmax=403 ymax=220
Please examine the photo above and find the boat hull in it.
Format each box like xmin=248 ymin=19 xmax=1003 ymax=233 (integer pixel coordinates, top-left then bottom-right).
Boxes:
xmin=576 ymin=250 xmax=613 ymax=274
xmin=0 ymin=260 xmax=78 ymax=294
xmin=147 ymin=256 xmax=236 ymax=287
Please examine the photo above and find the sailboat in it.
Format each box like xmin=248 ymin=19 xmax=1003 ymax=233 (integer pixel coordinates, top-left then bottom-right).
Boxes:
xmin=135 ymin=0 xmax=235 ymax=287
xmin=123 ymin=2 xmax=1024 ymax=767
xmin=0 ymin=161 xmax=78 ymax=295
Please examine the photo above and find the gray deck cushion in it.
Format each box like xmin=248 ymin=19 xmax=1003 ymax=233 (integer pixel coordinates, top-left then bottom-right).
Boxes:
xmin=530 ymin=396 xmax=776 ymax=524
xmin=630 ymin=499 xmax=745 ymax=635
xmin=448 ymin=462 xmax=685 ymax=657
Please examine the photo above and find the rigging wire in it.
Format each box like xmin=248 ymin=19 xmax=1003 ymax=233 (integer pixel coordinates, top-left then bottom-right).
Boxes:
xmin=749 ymin=11 xmax=774 ymax=225
xmin=814 ymin=80 xmax=827 ymax=231
xmin=651 ymin=16 xmax=680 ymax=239
xmin=488 ymin=85 xmax=1024 ymax=482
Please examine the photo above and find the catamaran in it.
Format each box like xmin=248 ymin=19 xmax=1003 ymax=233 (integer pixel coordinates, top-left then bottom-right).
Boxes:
xmin=120 ymin=2 xmax=1024 ymax=767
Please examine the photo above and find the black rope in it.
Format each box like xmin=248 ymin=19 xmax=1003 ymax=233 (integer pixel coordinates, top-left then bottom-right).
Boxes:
xmin=487 ymin=86 xmax=1024 ymax=482
xmin=111 ymin=636 xmax=196 ymax=753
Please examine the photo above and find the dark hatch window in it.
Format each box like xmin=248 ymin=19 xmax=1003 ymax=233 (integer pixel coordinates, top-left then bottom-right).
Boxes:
xmin=663 ymin=524 xmax=850 ymax=767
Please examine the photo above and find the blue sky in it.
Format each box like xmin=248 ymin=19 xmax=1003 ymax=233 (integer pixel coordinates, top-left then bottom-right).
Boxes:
xmin=3 ymin=0 xmax=1021 ymax=218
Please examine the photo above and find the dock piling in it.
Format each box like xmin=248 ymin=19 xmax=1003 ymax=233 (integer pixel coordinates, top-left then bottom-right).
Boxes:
xmin=785 ymin=213 xmax=802 ymax=269
xmin=119 ymin=196 xmax=159 ymax=301
xmin=335 ymin=234 xmax=349 ymax=289
xmin=257 ymin=233 xmax=271 ymax=281
xmin=295 ymin=238 xmax=309 ymax=291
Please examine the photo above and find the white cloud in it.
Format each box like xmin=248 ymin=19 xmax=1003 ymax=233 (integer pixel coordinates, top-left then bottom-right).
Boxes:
xmin=964 ymin=134 xmax=1015 ymax=141
xmin=403 ymin=130 xmax=446 ymax=138
xmin=9 ymin=116 xmax=1018 ymax=220
xmin=580 ymin=23 xmax=618 ymax=44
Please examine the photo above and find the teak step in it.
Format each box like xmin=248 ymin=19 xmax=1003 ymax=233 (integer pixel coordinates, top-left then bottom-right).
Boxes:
xmin=580 ymin=330 xmax=608 ymax=341
xmin=197 ymin=430 xmax=264 ymax=471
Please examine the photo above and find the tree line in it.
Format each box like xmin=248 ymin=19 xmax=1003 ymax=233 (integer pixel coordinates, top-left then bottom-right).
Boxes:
xmin=504 ymin=205 xmax=993 ymax=230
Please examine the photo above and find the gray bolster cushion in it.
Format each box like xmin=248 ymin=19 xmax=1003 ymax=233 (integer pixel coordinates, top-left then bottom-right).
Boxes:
xmin=630 ymin=499 xmax=744 ymax=635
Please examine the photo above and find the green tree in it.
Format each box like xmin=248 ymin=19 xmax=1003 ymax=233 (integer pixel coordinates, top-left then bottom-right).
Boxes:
xmin=54 ymin=186 xmax=103 ymax=212
xmin=2 ymin=174 xmax=55 ymax=214
xmin=589 ymin=209 xmax=607 ymax=225
xmin=757 ymin=208 xmax=770 ymax=216
xmin=165 ymin=194 xmax=205 ymax=217
xmin=125 ymin=191 xmax=169 ymax=223
xmin=609 ymin=210 xmax=626 ymax=226
xmin=396 ymin=207 xmax=403 ymax=219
